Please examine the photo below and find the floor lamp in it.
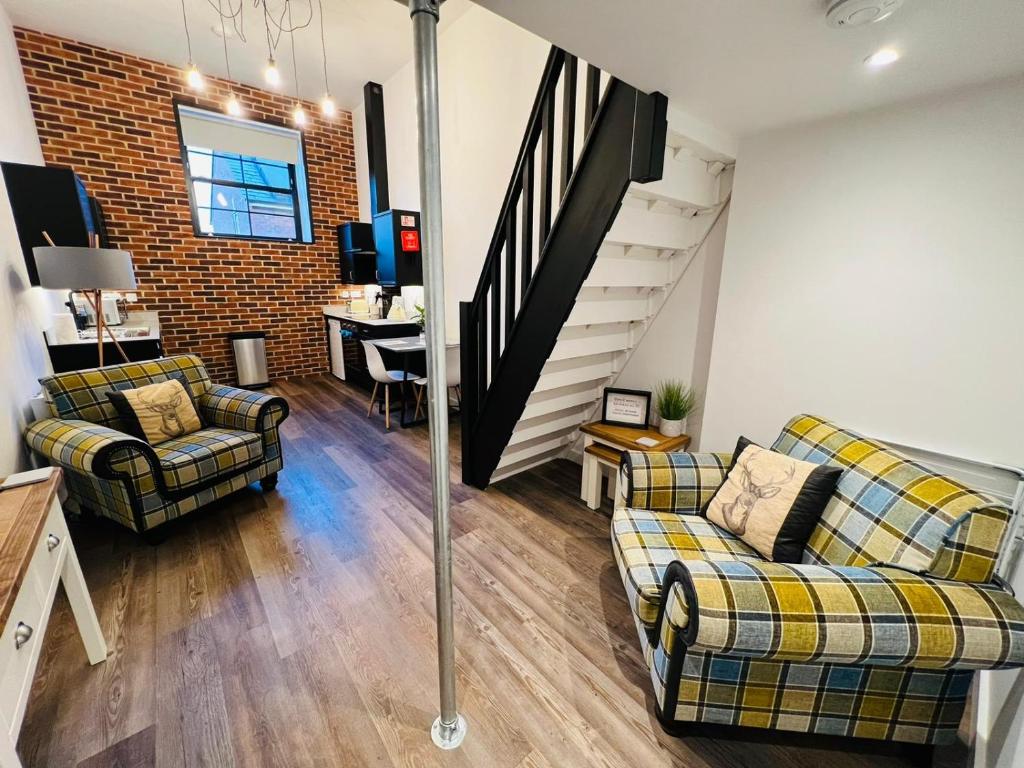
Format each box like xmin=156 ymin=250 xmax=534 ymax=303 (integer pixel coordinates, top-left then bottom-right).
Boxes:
xmin=33 ymin=245 xmax=138 ymax=368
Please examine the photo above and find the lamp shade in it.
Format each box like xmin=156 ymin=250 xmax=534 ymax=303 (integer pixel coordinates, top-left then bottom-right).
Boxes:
xmin=31 ymin=246 xmax=137 ymax=290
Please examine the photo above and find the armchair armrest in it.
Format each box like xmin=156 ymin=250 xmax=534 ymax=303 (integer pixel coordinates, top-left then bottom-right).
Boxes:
xmin=25 ymin=418 xmax=154 ymax=478
xmin=198 ymin=385 xmax=289 ymax=433
xmin=621 ymin=451 xmax=732 ymax=513
xmin=656 ymin=559 xmax=1024 ymax=670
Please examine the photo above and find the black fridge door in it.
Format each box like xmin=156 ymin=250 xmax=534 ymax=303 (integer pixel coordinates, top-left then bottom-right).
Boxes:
xmin=340 ymin=250 xmax=378 ymax=284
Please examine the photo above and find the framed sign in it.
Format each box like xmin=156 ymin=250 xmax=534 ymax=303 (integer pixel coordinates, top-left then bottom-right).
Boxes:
xmin=601 ymin=387 xmax=651 ymax=428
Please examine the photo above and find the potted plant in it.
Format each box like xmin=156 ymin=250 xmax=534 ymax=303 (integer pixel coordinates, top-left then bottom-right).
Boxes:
xmin=654 ymin=379 xmax=697 ymax=437
xmin=414 ymin=302 xmax=426 ymax=339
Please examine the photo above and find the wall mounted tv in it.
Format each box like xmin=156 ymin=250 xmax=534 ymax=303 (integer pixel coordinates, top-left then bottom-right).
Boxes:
xmin=0 ymin=162 xmax=102 ymax=286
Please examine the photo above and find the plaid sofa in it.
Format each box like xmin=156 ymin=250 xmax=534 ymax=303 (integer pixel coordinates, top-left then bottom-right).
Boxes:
xmin=614 ymin=414 xmax=1024 ymax=746
xmin=25 ymin=355 xmax=289 ymax=536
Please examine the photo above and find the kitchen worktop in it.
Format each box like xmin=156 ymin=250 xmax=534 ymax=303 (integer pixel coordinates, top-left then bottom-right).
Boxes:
xmin=322 ymin=306 xmax=418 ymax=327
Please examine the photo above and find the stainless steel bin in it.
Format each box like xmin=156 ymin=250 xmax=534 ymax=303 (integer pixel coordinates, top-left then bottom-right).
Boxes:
xmin=228 ymin=331 xmax=269 ymax=388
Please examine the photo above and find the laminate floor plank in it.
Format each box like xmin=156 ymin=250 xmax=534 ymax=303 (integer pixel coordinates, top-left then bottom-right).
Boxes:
xmin=17 ymin=375 xmax=938 ymax=768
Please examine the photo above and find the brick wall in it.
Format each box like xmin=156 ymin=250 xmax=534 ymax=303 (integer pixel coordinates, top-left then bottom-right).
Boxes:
xmin=14 ymin=28 xmax=360 ymax=382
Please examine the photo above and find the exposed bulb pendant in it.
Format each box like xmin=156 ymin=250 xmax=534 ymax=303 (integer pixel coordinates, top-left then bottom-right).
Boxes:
xmin=293 ymin=102 xmax=307 ymax=127
xmin=320 ymin=93 xmax=336 ymax=118
xmin=226 ymin=93 xmax=243 ymax=117
xmin=185 ymin=62 xmax=204 ymax=90
xmin=264 ymin=57 xmax=281 ymax=87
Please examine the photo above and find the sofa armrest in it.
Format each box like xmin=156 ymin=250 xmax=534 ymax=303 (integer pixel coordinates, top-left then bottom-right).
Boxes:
xmin=656 ymin=559 xmax=1024 ymax=670
xmin=621 ymin=451 xmax=732 ymax=514
xmin=198 ymin=385 xmax=289 ymax=433
xmin=25 ymin=418 xmax=154 ymax=478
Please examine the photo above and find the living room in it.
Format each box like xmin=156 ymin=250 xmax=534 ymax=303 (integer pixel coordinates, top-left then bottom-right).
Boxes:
xmin=0 ymin=1 xmax=1022 ymax=767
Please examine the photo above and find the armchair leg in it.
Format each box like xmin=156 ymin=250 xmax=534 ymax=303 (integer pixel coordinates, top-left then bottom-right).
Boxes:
xmin=142 ymin=527 xmax=167 ymax=546
xmin=260 ymin=472 xmax=279 ymax=492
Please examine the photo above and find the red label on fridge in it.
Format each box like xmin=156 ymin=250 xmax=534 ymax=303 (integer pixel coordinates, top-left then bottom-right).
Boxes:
xmin=400 ymin=230 xmax=420 ymax=252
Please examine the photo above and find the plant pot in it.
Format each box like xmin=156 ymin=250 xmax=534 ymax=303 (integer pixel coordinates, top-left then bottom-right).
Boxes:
xmin=659 ymin=418 xmax=685 ymax=438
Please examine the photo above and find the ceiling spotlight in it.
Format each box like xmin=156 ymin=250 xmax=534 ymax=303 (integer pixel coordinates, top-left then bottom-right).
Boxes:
xmin=264 ymin=58 xmax=281 ymax=87
xmin=320 ymin=94 xmax=336 ymax=118
xmin=225 ymin=93 xmax=243 ymax=117
xmin=864 ymin=48 xmax=901 ymax=68
xmin=185 ymin=63 xmax=204 ymax=90
xmin=293 ymin=103 xmax=307 ymax=127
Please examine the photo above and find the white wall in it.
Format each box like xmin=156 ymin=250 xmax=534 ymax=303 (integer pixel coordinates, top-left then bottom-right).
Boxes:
xmin=702 ymin=76 xmax=1024 ymax=768
xmin=353 ymin=5 xmax=549 ymax=338
xmin=0 ymin=4 xmax=49 ymax=475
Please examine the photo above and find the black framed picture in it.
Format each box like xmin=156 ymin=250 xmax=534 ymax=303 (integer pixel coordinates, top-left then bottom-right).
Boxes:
xmin=601 ymin=387 xmax=651 ymax=428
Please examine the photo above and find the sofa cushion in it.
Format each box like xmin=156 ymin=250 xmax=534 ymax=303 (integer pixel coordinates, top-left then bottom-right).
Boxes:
xmin=705 ymin=437 xmax=842 ymax=562
xmin=611 ymin=507 xmax=762 ymax=628
xmin=772 ymin=415 xmax=1010 ymax=583
xmin=153 ymin=428 xmax=263 ymax=492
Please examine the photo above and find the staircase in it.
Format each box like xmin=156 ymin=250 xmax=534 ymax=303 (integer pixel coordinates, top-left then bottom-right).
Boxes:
xmin=460 ymin=44 xmax=730 ymax=489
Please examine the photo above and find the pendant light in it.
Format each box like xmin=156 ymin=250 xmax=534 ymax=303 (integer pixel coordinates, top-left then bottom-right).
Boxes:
xmin=288 ymin=1 xmax=305 ymax=128
xmin=217 ymin=0 xmax=242 ymax=117
xmin=317 ymin=0 xmax=335 ymax=118
xmin=262 ymin=3 xmax=281 ymax=88
xmin=180 ymin=0 xmax=204 ymax=90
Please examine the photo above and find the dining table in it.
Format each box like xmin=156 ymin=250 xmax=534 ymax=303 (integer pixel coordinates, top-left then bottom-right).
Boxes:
xmin=367 ymin=336 xmax=458 ymax=428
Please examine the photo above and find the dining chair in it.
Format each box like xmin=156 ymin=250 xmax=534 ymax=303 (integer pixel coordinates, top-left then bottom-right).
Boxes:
xmin=362 ymin=340 xmax=409 ymax=430
xmin=413 ymin=345 xmax=461 ymax=420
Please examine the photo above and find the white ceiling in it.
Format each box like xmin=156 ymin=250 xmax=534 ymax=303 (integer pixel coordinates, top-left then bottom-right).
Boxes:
xmin=2 ymin=0 xmax=472 ymax=110
xmin=473 ymin=0 xmax=1024 ymax=138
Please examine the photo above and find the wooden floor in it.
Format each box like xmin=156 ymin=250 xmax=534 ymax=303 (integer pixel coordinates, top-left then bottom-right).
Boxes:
xmin=17 ymin=375 xmax=961 ymax=767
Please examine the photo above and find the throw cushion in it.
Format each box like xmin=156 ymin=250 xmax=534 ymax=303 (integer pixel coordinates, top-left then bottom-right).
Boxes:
xmin=106 ymin=376 xmax=203 ymax=444
xmin=704 ymin=437 xmax=842 ymax=562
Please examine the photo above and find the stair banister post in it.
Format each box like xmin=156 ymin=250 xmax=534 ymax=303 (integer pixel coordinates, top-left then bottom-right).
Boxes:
xmin=407 ymin=0 xmax=467 ymax=750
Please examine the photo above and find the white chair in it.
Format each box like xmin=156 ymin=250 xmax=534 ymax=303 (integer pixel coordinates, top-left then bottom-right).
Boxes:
xmin=413 ymin=345 xmax=461 ymax=420
xmin=362 ymin=340 xmax=409 ymax=430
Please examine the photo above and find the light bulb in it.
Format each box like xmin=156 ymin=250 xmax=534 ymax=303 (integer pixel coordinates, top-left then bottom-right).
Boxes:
xmin=320 ymin=94 xmax=336 ymax=117
xmin=185 ymin=63 xmax=204 ymax=90
xmin=226 ymin=94 xmax=243 ymax=117
xmin=264 ymin=58 xmax=281 ymax=87
xmin=864 ymin=48 xmax=900 ymax=68
xmin=293 ymin=103 xmax=307 ymax=127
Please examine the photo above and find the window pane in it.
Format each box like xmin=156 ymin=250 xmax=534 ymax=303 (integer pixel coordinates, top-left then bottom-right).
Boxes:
xmin=242 ymin=160 xmax=290 ymax=189
xmin=247 ymin=189 xmax=294 ymax=216
xmin=188 ymin=149 xmax=213 ymax=179
xmin=210 ymin=183 xmax=249 ymax=212
xmin=211 ymin=153 xmax=244 ymax=183
xmin=192 ymin=179 xmax=212 ymax=208
xmin=199 ymin=207 xmax=252 ymax=237
xmin=251 ymin=213 xmax=296 ymax=240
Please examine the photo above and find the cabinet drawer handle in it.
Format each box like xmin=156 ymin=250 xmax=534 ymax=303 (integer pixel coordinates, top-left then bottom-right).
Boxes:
xmin=46 ymin=533 xmax=61 ymax=552
xmin=14 ymin=623 xmax=32 ymax=650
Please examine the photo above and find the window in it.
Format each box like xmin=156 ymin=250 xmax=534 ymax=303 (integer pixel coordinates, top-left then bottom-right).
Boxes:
xmin=175 ymin=104 xmax=313 ymax=243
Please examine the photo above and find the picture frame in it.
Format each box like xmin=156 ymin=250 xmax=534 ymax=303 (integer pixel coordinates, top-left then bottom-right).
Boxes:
xmin=601 ymin=387 xmax=651 ymax=428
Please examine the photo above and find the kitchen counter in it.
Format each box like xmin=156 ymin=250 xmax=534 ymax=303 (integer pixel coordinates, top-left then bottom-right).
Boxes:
xmin=322 ymin=306 xmax=418 ymax=327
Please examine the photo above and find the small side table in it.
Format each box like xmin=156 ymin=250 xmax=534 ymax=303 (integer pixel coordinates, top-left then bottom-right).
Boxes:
xmin=0 ymin=469 xmax=106 ymax=768
xmin=579 ymin=421 xmax=690 ymax=510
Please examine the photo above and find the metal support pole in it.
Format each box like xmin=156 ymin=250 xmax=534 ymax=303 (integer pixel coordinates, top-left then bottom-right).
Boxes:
xmin=408 ymin=0 xmax=467 ymax=750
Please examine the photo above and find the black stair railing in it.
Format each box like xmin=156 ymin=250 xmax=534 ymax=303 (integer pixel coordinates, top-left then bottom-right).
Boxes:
xmin=460 ymin=45 xmax=667 ymax=489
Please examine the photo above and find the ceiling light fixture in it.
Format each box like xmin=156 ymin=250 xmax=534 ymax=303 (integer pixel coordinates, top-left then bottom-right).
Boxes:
xmin=293 ymin=104 xmax=307 ymax=126
xmin=264 ymin=57 xmax=281 ymax=86
xmin=826 ymin=0 xmax=904 ymax=29
xmin=226 ymin=93 xmax=243 ymax=117
xmin=216 ymin=0 xmax=243 ymax=117
xmin=317 ymin=0 xmax=335 ymax=118
xmin=288 ymin=1 xmax=305 ymax=128
xmin=179 ymin=0 xmax=203 ymax=90
xmin=865 ymin=48 xmax=901 ymax=68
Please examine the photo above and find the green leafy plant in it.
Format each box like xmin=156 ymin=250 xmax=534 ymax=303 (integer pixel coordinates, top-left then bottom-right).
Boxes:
xmin=414 ymin=302 xmax=426 ymax=329
xmin=654 ymin=379 xmax=698 ymax=421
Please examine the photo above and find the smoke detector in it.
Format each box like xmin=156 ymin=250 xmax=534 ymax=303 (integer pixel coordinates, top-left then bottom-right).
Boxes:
xmin=826 ymin=0 xmax=904 ymax=29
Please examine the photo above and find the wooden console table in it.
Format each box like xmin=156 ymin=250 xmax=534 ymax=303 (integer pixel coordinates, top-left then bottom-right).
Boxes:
xmin=0 ymin=470 xmax=106 ymax=768
xmin=579 ymin=421 xmax=691 ymax=510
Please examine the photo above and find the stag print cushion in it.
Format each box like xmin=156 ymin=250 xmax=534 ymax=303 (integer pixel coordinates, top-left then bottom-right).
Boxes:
xmin=704 ymin=437 xmax=843 ymax=562
xmin=106 ymin=376 xmax=203 ymax=444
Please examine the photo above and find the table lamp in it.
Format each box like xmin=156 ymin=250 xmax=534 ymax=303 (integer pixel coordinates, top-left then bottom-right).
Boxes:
xmin=32 ymin=244 xmax=137 ymax=367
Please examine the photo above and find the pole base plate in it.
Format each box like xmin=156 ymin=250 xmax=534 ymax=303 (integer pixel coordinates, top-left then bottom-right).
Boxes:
xmin=431 ymin=714 xmax=467 ymax=749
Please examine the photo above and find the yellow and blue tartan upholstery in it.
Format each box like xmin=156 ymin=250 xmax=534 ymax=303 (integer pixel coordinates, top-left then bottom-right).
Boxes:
xmin=26 ymin=356 xmax=288 ymax=534
xmin=613 ymin=414 xmax=1024 ymax=746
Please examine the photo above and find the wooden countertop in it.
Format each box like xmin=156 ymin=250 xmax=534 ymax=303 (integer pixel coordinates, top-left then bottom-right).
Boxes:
xmin=580 ymin=421 xmax=691 ymax=452
xmin=0 ymin=469 xmax=62 ymax=629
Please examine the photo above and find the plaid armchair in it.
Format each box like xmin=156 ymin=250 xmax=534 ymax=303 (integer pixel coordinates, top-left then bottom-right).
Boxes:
xmin=613 ymin=414 xmax=1024 ymax=746
xmin=25 ymin=355 xmax=289 ymax=538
